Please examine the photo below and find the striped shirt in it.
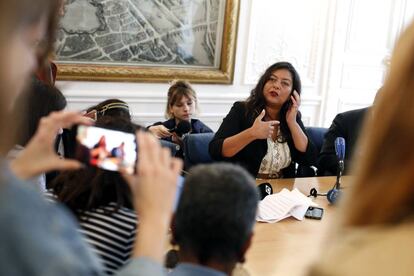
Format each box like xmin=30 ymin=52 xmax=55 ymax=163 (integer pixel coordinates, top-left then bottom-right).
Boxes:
xmin=45 ymin=192 xmax=137 ymax=275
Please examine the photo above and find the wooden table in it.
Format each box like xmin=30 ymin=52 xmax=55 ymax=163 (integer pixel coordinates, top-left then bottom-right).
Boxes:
xmin=243 ymin=176 xmax=350 ymax=276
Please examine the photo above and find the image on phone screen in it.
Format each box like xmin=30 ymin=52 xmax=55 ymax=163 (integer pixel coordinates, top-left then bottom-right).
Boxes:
xmin=75 ymin=125 xmax=137 ymax=174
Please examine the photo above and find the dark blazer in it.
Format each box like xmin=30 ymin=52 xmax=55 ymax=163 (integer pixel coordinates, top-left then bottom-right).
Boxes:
xmin=209 ymin=101 xmax=318 ymax=178
xmin=318 ymin=107 xmax=369 ymax=175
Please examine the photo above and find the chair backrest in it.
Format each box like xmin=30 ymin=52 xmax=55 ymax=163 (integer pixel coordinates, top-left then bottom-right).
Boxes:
xmin=305 ymin=127 xmax=328 ymax=153
xmin=182 ymin=133 xmax=215 ymax=170
xmin=160 ymin=139 xmax=180 ymax=156
xmin=296 ymin=127 xmax=328 ymax=177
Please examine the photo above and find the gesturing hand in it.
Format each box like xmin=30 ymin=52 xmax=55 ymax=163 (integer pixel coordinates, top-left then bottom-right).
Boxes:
xmin=251 ymin=110 xmax=280 ymax=139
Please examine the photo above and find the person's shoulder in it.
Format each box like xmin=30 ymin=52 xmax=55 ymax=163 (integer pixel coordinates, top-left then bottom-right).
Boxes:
xmin=0 ymin=166 xmax=79 ymax=234
xmin=0 ymin=163 xmax=103 ymax=274
xmin=227 ymin=101 xmax=248 ymax=114
xmin=190 ymin=118 xmax=207 ymax=126
xmin=337 ymin=107 xmax=369 ymax=119
xmin=331 ymin=108 xmax=369 ymax=127
xmin=190 ymin=118 xmax=203 ymax=127
xmin=233 ymin=101 xmax=247 ymax=109
xmin=161 ymin=118 xmax=175 ymax=128
xmin=0 ymin=163 xmax=39 ymax=205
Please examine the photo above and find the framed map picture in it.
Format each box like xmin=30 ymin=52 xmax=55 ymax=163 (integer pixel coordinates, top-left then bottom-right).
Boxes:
xmin=56 ymin=0 xmax=240 ymax=84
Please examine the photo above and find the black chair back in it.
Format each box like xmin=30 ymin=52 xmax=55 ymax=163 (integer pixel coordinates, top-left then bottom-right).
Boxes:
xmin=182 ymin=133 xmax=215 ymax=170
xmin=296 ymin=127 xmax=328 ymax=177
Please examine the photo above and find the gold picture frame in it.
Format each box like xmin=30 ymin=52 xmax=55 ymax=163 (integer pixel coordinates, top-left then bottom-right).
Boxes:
xmin=56 ymin=0 xmax=240 ymax=84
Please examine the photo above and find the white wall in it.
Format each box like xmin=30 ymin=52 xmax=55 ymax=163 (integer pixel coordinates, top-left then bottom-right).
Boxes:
xmin=58 ymin=0 xmax=414 ymax=131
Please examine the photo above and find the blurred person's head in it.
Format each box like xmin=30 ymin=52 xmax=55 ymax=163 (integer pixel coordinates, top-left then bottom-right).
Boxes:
xmin=342 ymin=20 xmax=414 ymax=227
xmin=51 ymin=116 xmax=142 ymax=214
xmin=0 ymin=0 xmax=60 ymax=154
xmin=172 ymin=163 xmax=259 ymax=273
xmin=15 ymin=77 xmax=67 ymax=147
xmin=85 ymin=99 xmax=131 ymax=121
xmin=165 ymin=80 xmax=199 ymax=122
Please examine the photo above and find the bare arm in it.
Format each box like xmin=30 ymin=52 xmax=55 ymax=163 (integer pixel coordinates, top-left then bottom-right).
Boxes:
xmin=222 ymin=128 xmax=256 ymax=157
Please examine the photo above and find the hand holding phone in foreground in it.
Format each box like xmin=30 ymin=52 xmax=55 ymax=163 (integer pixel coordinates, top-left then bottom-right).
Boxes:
xmin=123 ymin=131 xmax=183 ymax=263
xmin=11 ymin=111 xmax=93 ymax=180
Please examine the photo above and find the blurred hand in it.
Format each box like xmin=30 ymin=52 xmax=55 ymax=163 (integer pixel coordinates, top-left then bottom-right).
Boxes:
xmin=251 ymin=109 xmax=279 ymax=139
xmin=10 ymin=111 xmax=93 ymax=179
xmin=148 ymin=125 xmax=171 ymax=139
xmin=123 ymin=131 xmax=182 ymax=222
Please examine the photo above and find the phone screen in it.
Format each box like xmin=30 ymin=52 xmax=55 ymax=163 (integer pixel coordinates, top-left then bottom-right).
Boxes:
xmin=75 ymin=125 xmax=137 ymax=174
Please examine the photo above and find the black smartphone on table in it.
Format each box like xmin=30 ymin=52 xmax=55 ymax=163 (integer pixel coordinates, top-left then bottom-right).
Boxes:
xmin=305 ymin=206 xmax=324 ymax=220
xmin=73 ymin=125 xmax=137 ymax=174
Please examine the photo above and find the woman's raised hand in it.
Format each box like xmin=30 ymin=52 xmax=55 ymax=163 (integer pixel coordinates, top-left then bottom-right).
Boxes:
xmin=251 ymin=110 xmax=279 ymax=140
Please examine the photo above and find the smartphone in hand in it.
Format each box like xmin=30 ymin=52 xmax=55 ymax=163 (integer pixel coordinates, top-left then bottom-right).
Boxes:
xmin=73 ymin=125 xmax=137 ymax=174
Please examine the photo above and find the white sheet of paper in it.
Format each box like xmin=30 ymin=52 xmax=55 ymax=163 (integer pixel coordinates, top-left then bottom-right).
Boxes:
xmin=256 ymin=188 xmax=318 ymax=223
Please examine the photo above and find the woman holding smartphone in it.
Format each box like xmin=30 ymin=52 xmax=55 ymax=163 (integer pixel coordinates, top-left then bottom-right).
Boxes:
xmin=209 ymin=62 xmax=317 ymax=179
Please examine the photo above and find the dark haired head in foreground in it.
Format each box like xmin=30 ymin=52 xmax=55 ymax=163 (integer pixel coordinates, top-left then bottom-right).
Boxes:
xmin=173 ymin=163 xmax=259 ymax=275
xmin=15 ymin=77 xmax=67 ymax=147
